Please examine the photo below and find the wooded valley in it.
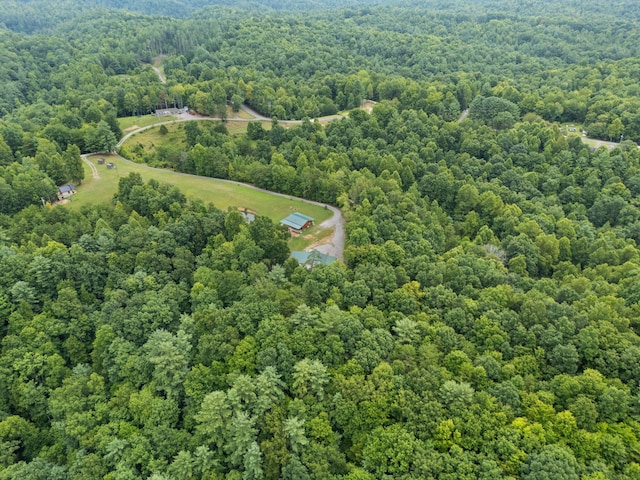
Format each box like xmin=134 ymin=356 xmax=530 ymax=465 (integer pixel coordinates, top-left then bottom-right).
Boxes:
xmin=2 ymin=1 xmax=640 ymax=479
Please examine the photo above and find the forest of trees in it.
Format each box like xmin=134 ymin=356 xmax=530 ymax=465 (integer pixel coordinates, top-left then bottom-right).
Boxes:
xmin=3 ymin=0 xmax=640 ymax=479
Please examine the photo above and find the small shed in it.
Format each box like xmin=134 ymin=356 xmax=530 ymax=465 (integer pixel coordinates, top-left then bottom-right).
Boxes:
xmin=57 ymin=184 xmax=76 ymax=200
xmin=98 ymin=157 xmax=106 ymax=165
xmin=280 ymin=212 xmax=314 ymax=233
xmin=106 ymin=162 xmax=115 ymax=169
xmin=291 ymin=250 xmax=336 ymax=268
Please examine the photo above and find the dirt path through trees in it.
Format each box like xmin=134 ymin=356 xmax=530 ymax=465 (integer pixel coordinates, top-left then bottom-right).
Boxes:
xmin=151 ymin=65 xmax=166 ymax=84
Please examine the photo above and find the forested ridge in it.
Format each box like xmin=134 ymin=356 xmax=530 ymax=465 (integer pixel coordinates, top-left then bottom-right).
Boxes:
xmin=3 ymin=1 xmax=640 ymax=479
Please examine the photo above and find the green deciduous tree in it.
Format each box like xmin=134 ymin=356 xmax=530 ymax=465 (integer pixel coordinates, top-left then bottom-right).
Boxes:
xmin=521 ymin=445 xmax=579 ymax=480
xmin=87 ymin=120 xmax=117 ymax=153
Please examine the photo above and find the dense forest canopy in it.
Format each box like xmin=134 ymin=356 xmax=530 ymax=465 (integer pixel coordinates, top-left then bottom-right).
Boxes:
xmin=0 ymin=0 xmax=387 ymax=33
xmin=3 ymin=1 xmax=640 ymax=479
xmin=3 ymin=0 xmax=640 ymax=131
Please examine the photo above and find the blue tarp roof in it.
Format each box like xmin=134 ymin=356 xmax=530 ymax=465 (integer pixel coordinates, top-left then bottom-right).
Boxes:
xmin=59 ymin=184 xmax=75 ymax=193
xmin=280 ymin=212 xmax=314 ymax=230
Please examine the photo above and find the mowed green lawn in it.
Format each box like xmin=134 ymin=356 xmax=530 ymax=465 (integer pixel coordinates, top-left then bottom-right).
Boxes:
xmin=69 ymin=155 xmax=332 ymax=232
xmin=124 ymin=123 xmax=186 ymax=152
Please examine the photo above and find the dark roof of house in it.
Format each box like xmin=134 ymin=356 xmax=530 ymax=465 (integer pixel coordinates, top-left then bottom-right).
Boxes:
xmin=291 ymin=250 xmax=336 ymax=266
xmin=59 ymin=184 xmax=76 ymax=193
xmin=280 ymin=212 xmax=314 ymax=230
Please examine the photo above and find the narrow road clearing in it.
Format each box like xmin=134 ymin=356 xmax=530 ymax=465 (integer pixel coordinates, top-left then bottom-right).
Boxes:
xmin=116 ymin=83 xmax=633 ymax=262
xmin=151 ymin=65 xmax=166 ymax=84
xmin=581 ymin=137 xmax=624 ymax=150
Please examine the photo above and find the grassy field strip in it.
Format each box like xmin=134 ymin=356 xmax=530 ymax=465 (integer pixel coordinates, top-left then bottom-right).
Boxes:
xmin=121 ymin=121 xmax=272 ymax=152
xmin=123 ymin=123 xmax=185 ymax=151
xmin=69 ymin=155 xmax=332 ymax=241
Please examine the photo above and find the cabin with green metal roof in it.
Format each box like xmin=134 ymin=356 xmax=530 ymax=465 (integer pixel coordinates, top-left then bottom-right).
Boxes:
xmin=280 ymin=212 xmax=314 ymax=233
xmin=291 ymin=250 xmax=336 ymax=268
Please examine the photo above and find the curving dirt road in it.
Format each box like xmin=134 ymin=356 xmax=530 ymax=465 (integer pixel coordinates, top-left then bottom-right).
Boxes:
xmin=581 ymin=137 xmax=623 ymax=150
xmin=81 ymin=154 xmax=100 ymax=179
xmin=313 ymin=206 xmax=345 ymax=261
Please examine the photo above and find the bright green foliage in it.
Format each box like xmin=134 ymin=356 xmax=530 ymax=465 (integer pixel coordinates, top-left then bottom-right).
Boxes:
xmin=3 ymin=1 xmax=640 ymax=479
xmin=362 ymin=425 xmax=421 ymax=477
xmin=242 ymin=441 xmax=264 ymax=480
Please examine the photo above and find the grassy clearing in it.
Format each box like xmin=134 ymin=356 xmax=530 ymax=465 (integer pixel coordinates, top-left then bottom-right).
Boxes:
xmin=69 ymin=155 xmax=332 ymax=244
xmin=124 ymin=123 xmax=185 ymax=152
xmin=561 ymin=123 xmax=583 ymax=137
xmin=232 ymin=108 xmax=254 ymax=120
xmin=224 ymin=121 xmax=271 ymax=135
xmin=560 ymin=124 xmax=620 ymax=150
